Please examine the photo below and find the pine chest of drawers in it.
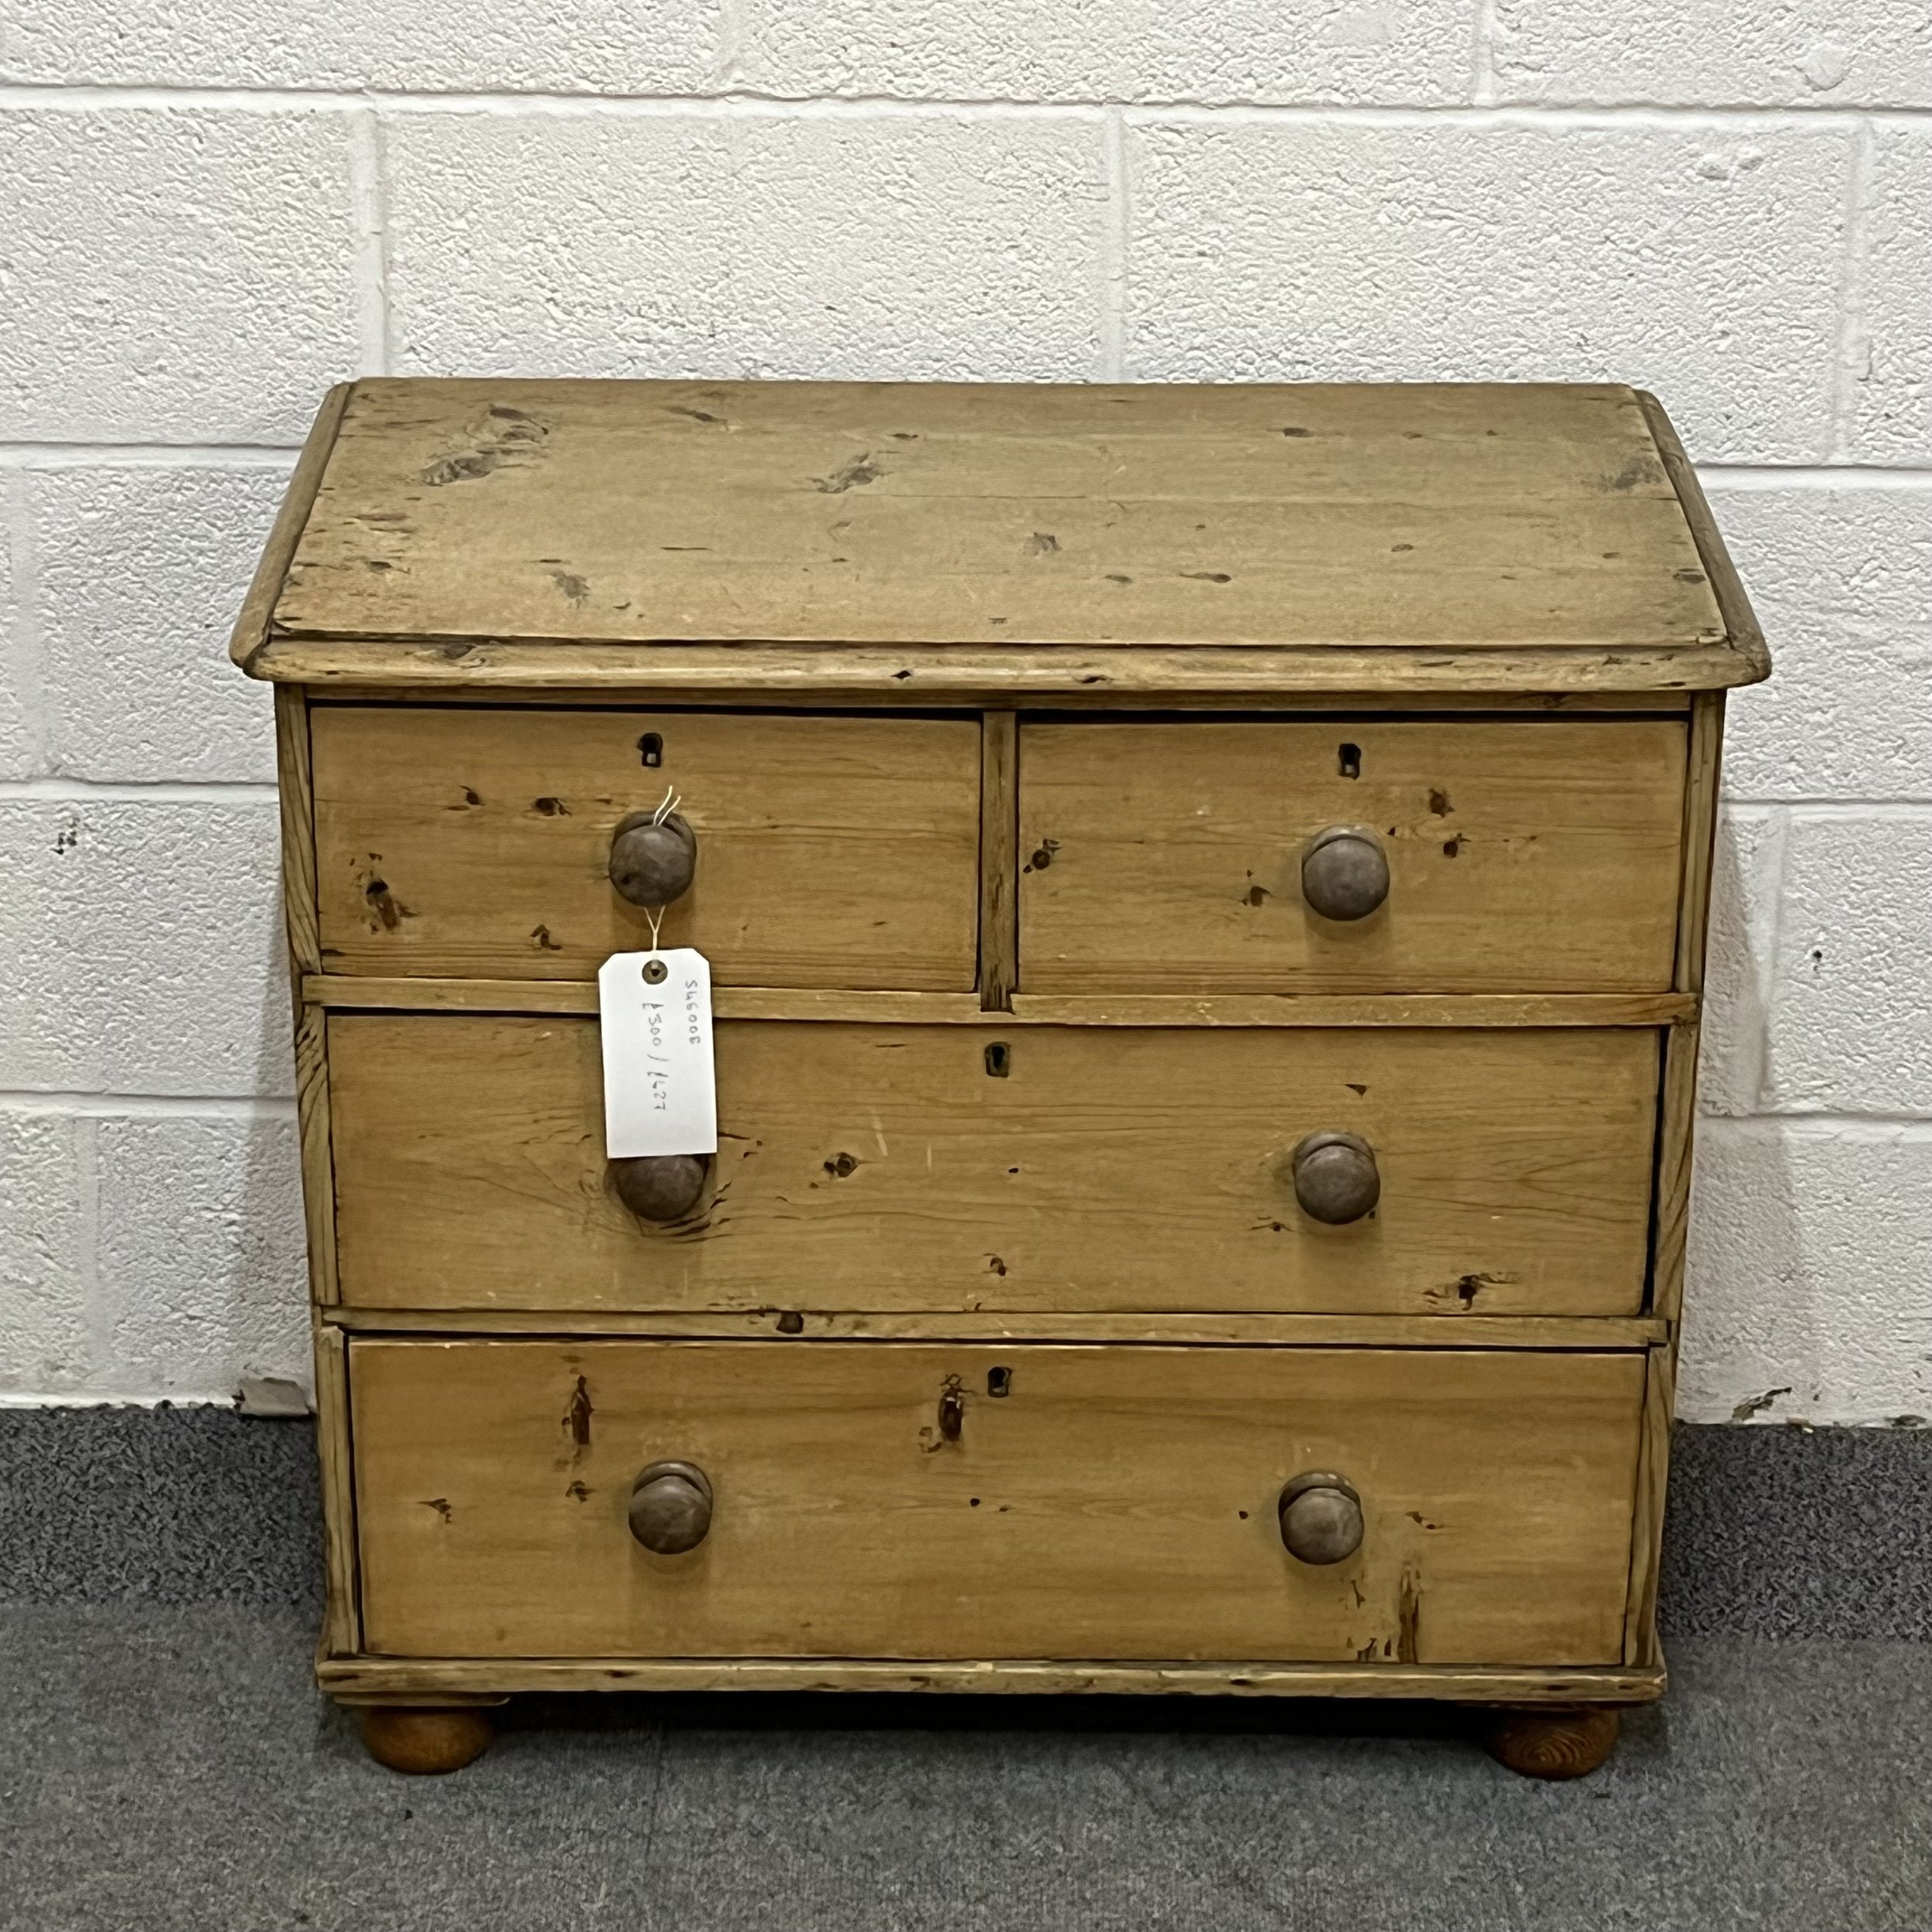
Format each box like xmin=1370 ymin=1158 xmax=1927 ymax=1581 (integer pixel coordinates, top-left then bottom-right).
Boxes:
xmin=234 ymin=378 xmax=1767 ymax=1778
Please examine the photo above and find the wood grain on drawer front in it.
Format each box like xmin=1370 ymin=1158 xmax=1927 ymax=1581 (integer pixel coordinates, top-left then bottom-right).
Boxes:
xmin=329 ymin=1017 xmax=1657 ymax=1316
xmin=351 ymin=1340 xmax=1645 ymax=1664
xmin=1019 ymin=720 xmax=1685 ymax=993
xmin=309 ymin=707 xmax=981 ymax=988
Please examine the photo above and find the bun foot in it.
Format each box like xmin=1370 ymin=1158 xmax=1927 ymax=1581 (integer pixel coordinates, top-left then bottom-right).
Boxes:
xmin=1483 ymin=1706 xmax=1621 ymax=1781
xmin=359 ymin=1704 xmax=495 ymax=1775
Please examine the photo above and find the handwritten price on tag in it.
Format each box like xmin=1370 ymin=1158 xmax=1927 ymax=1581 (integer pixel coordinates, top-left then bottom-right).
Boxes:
xmin=598 ymin=948 xmax=718 ymax=1158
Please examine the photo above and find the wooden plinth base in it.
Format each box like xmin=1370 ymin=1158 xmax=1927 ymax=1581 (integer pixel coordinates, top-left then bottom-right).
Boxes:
xmin=359 ymin=1705 xmax=495 ymax=1775
xmin=1482 ymin=1705 xmax=1622 ymax=1780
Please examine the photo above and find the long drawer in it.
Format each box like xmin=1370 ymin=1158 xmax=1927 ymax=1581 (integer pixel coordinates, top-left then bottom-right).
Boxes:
xmin=1019 ymin=719 xmax=1686 ymax=994
xmin=309 ymin=706 xmax=982 ymax=988
xmin=328 ymin=1016 xmax=1658 ymax=1315
xmin=351 ymin=1339 xmax=1645 ymax=1664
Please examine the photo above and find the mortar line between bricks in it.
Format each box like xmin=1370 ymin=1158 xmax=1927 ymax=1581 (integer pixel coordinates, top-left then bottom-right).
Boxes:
xmin=1100 ymin=109 xmax=1127 ymax=383
xmin=711 ymin=0 xmax=747 ymax=92
xmin=1826 ymin=120 xmax=1879 ymax=464
xmin=75 ymin=1114 xmax=107 ymax=1392
xmin=9 ymin=437 xmax=1932 ymax=478
xmin=1470 ymin=0 xmax=1499 ymax=107
xmin=2 ymin=82 xmax=1932 ymax=124
xmin=1 ymin=473 xmax=49 ymax=778
xmin=0 ymin=778 xmax=281 ymax=801
xmin=1745 ymin=804 xmax=1791 ymax=1116
xmin=5 ymin=442 xmax=1932 ymax=486
xmin=1699 ymin=1114 xmax=1932 ymax=1140
xmin=0 ymin=1094 xmax=297 ymax=1119
xmin=1701 ymin=464 xmax=1932 ymax=488
xmin=0 ymin=444 xmax=299 ymax=468
xmin=347 ymin=106 xmax=393 ymax=377
xmin=1746 ymin=800 xmax=1932 ymax=818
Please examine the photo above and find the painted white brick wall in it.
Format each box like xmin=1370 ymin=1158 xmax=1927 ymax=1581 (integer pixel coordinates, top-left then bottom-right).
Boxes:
xmin=1 ymin=3 xmax=1927 ymax=1423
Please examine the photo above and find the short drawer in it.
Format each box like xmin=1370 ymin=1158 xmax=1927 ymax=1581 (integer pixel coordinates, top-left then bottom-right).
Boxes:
xmin=310 ymin=706 xmax=982 ymax=989
xmin=1018 ymin=719 xmax=1686 ymax=994
xmin=328 ymin=1016 xmax=1658 ymax=1316
xmin=350 ymin=1339 xmax=1645 ymax=1664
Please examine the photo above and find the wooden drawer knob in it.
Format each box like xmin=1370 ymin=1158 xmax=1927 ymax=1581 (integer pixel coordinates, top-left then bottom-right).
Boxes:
xmin=609 ymin=809 xmax=697 ymax=906
xmin=1291 ymin=1130 xmax=1379 ymax=1224
xmin=611 ymin=1153 xmax=708 ymax=1223
xmin=629 ymin=1460 xmax=713 ymax=1554
xmin=1301 ymin=825 xmax=1389 ymax=921
xmin=1278 ymin=1471 xmax=1364 ymax=1566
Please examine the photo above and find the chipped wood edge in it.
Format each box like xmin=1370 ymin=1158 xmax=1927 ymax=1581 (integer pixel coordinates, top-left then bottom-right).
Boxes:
xmin=294 ymin=1005 xmax=340 ymax=1306
xmin=1674 ymin=692 xmax=1726 ymax=995
xmin=230 ymin=384 xmax=354 ymax=675
xmin=312 ymin=1321 xmax=362 ymax=1657
xmin=1650 ymin=689 xmax=1720 ymax=1328
xmin=306 ymin=685 xmax=1692 ymax=714
xmin=300 ymin=977 xmax=1696 ymax=1029
xmin=317 ymin=1654 xmax=1666 ymax=1704
xmin=319 ymin=1308 xmax=1668 ymax=1348
xmin=1649 ymin=694 xmax=1720 ymax=1328
xmin=1635 ymin=392 xmax=1770 ymax=686
xmin=1624 ymin=1345 xmax=1676 ymax=1669
xmin=1628 ymin=688 xmax=1720 ymax=1662
xmin=978 ymin=709 xmax=1019 ymax=1012
xmin=1648 ymin=1022 xmax=1700 ymax=1335
xmin=275 ymin=685 xmax=321 ymax=980
xmin=244 ymin=638 xmax=1767 ymax=696
xmin=303 ymin=978 xmax=992 ymax=1020
xmin=1010 ymin=992 xmax=1696 ymax=1029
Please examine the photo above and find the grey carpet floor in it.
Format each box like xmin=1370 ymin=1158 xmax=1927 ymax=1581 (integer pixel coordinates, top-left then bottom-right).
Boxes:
xmin=1 ymin=1415 xmax=1927 ymax=1932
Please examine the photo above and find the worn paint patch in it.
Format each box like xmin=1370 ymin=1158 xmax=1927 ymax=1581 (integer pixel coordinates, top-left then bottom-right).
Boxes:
xmin=1434 ymin=1271 xmax=1516 ymax=1310
xmin=1397 ymin=1565 xmax=1422 ymax=1663
xmin=1602 ymin=454 xmax=1662 ymax=492
xmin=812 ymin=454 xmax=882 ymax=494
xmin=361 ymin=869 xmax=413 ymax=934
xmin=421 ymin=404 xmax=550 ymax=487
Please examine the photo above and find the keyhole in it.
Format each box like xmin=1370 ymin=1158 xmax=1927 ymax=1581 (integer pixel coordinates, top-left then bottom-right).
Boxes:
xmin=986 ymin=1367 xmax=1012 ymax=1398
xmin=639 ymin=732 xmax=664 ymax=767
xmin=1338 ymin=742 xmax=1362 ymax=780
xmin=985 ymin=1043 xmax=1011 ymax=1078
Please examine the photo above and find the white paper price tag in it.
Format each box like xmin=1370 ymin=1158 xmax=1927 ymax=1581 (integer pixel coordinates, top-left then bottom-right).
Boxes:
xmin=597 ymin=948 xmax=718 ymax=1159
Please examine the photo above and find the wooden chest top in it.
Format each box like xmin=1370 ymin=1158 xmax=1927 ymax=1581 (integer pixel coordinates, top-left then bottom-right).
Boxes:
xmin=234 ymin=379 xmax=1765 ymax=698
xmin=239 ymin=376 xmax=1766 ymax=1765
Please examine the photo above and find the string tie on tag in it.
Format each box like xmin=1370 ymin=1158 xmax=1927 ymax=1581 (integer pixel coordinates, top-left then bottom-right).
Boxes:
xmin=644 ymin=784 xmax=681 ymax=953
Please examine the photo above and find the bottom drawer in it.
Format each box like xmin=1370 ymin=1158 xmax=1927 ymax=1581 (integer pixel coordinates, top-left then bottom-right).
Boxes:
xmin=350 ymin=1340 xmax=1644 ymax=1666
